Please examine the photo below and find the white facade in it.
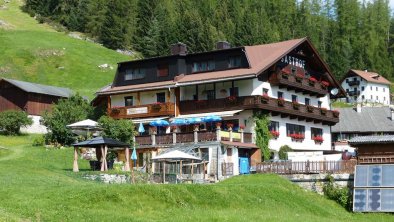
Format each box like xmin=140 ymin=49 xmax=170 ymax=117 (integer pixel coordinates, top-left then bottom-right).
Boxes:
xmin=110 ymin=89 xmax=176 ymax=107
xmin=341 ymin=76 xmax=390 ymax=105
xmin=20 ymin=115 xmax=47 ymax=134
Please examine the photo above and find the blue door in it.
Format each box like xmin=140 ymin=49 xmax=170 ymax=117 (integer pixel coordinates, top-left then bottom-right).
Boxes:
xmin=239 ymin=157 xmax=250 ymax=174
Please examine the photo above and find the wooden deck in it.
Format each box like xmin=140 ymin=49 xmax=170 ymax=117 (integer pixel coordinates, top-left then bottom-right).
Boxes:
xmin=108 ymin=102 xmax=175 ymax=119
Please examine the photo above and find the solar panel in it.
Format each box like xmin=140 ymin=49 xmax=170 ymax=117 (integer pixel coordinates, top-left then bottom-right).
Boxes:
xmin=353 ymin=164 xmax=394 ymax=212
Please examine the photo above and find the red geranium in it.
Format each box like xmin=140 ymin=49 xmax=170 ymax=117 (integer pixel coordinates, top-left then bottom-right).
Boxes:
xmin=321 ymin=81 xmax=330 ymax=87
xmin=313 ymin=136 xmax=324 ymax=143
xmin=270 ymin=131 xmax=280 ymax=137
xmin=309 ymin=77 xmax=317 ymax=82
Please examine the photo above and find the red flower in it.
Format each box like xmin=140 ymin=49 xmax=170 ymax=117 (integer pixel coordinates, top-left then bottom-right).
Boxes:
xmin=270 ymin=130 xmax=280 ymax=137
xmin=321 ymin=81 xmax=330 ymax=87
xmin=226 ymin=96 xmax=237 ymax=102
xmin=226 ymin=123 xmax=234 ymax=128
xmin=312 ymin=136 xmax=324 ymax=143
xmin=296 ymin=73 xmax=304 ymax=79
xmin=290 ymin=133 xmax=305 ymax=140
xmin=262 ymin=93 xmax=270 ymax=99
xmin=239 ymin=125 xmax=245 ymax=130
xmin=309 ymin=77 xmax=317 ymax=82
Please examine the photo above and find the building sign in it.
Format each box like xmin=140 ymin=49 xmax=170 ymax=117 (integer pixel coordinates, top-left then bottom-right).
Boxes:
xmin=281 ymin=55 xmax=305 ymax=69
xmin=127 ymin=107 xmax=148 ymax=115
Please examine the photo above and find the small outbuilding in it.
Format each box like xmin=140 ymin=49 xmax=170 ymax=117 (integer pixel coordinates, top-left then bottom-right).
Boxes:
xmin=349 ymin=135 xmax=394 ymax=164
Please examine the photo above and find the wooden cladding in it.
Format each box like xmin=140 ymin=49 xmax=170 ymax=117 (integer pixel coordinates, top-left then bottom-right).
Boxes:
xmin=180 ymin=95 xmax=339 ymax=125
xmin=269 ymin=72 xmax=328 ymax=97
xmin=108 ymin=102 xmax=175 ymax=119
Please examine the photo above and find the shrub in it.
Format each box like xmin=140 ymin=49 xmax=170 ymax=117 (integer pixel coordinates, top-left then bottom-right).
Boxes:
xmin=0 ymin=110 xmax=33 ymax=135
xmin=278 ymin=145 xmax=292 ymax=160
xmin=98 ymin=116 xmax=135 ymax=145
xmin=254 ymin=113 xmax=271 ymax=161
xmin=323 ymin=174 xmax=351 ymax=211
xmin=42 ymin=94 xmax=93 ymax=146
xmin=32 ymin=135 xmax=45 ymax=146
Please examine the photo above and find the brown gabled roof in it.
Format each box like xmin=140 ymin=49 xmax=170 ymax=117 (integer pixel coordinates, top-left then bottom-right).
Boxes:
xmin=97 ymin=80 xmax=176 ymax=95
xmin=98 ymin=38 xmax=343 ymax=95
xmin=348 ymin=69 xmax=391 ymax=85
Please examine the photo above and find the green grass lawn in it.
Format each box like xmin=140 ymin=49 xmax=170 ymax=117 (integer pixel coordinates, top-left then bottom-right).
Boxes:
xmin=0 ymin=135 xmax=393 ymax=221
xmin=0 ymin=0 xmax=132 ymax=99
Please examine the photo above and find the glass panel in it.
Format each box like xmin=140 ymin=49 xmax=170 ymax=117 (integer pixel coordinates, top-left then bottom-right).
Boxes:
xmin=381 ymin=189 xmax=394 ymax=211
xmin=353 ymin=189 xmax=367 ymax=212
xmin=355 ymin=165 xmax=368 ymax=187
xmin=367 ymin=189 xmax=381 ymax=211
xmin=382 ymin=165 xmax=394 ymax=186
xmin=368 ymin=165 xmax=382 ymax=187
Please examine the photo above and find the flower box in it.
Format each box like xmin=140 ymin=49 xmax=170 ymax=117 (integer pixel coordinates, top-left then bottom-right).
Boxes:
xmin=226 ymin=96 xmax=237 ymax=103
xmin=312 ymin=136 xmax=324 ymax=144
xmin=281 ymin=70 xmax=290 ymax=78
xmin=261 ymin=94 xmax=270 ymax=103
xmin=111 ymin=108 xmax=120 ymax=115
xmin=295 ymin=73 xmax=304 ymax=82
xmin=320 ymin=107 xmax=327 ymax=115
xmin=292 ymin=101 xmax=300 ymax=110
xmin=332 ymin=110 xmax=340 ymax=117
xmin=309 ymin=77 xmax=317 ymax=86
xmin=321 ymin=81 xmax=330 ymax=88
xmin=306 ymin=105 xmax=314 ymax=112
xmin=277 ymin=97 xmax=285 ymax=106
xmin=290 ymin=133 xmax=305 ymax=141
xmin=151 ymin=102 xmax=162 ymax=110
xmin=270 ymin=130 xmax=280 ymax=138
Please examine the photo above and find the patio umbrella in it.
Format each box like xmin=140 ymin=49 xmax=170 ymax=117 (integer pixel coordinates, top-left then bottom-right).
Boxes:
xmin=149 ymin=119 xmax=169 ymax=127
xmin=202 ymin=115 xmax=222 ymax=122
xmin=186 ymin=117 xmax=203 ymax=124
xmin=170 ymin=118 xmax=187 ymax=126
xmin=67 ymin=119 xmax=100 ymax=136
xmin=138 ymin=123 xmax=145 ymax=134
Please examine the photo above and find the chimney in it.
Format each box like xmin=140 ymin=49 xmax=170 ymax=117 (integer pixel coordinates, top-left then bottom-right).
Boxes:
xmin=356 ymin=103 xmax=362 ymax=113
xmin=171 ymin=42 xmax=187 ymax=55
xmin=216 ymin=41 xmax=231 ymax=50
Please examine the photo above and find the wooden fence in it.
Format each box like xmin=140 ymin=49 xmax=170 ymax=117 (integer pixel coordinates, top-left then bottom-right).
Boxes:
xmin=256 ymin=160 xmax=356 ymax=174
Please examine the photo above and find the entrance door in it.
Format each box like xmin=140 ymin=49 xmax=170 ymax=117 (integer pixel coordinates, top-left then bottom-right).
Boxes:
xmin=239 ymin=157 xmax=250 ymax=174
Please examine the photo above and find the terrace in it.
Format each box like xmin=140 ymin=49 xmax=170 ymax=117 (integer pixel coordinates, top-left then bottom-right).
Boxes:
xmin=108 ymin=102 xmax=175 ymax=119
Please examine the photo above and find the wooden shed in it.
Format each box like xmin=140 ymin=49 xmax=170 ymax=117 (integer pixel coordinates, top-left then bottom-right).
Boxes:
xmin=0 ymin=78 xmax=73 ymax=115
xmin=349 ymin=135 xmax=394 ymax=164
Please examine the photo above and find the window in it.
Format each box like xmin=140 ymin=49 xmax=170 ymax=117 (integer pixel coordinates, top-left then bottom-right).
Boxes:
xmin=353 ymin=77 xmax=356 ymax=81
xmin=228 ymin=56 xmax=241 ymax=68
xmin=157 ymin=64 xmax=169 ymax=77
xmin=229 ymin=87 xmax=239 ymax=97
xmin=278 ymin=91 xmax=283 ymax=99
xmin=370 ymin=86 xmax=372 ymax=90
xmin=291 ymin=66 xmax=296 ymax=75
xmin=156 ymin=92 xmax=166 ymax=103
xmin=292 ymin=95 xmax=298 ymax=102
xmin=383 ymin=88 xmax=386 ymax=92
xmin=269 ymin=121 xmax=279 ymax=131
xmin=318 ymin=101 xmax=322 ymax=108
xmin=124 ymin=96 xmax=133 ymax=106
xmin=376 ymin=96 xmax=379 ymax=100
xmin=376 ymin=87 xmax=378 ymax=91
xmin=262 ymin=88 xmax=269 ymax=95
xmin=371 ymin=95 xmax=373 ymax=100
xmin=286 ymin=123 xmax=305 ymax=137
xmin=346 ymin=79 xmax=349 ymax=83
xmin=346 ymin=88 xmax=349 ymax=93
xmin=362 ymin=95 xmax=365 ymax=100
xmin=305 ymin=98 xmax=310 ymax=105
xmin=192 ymin=60 xmax=215 ymax=72
xmin=207 ymin=90 xmax=215 ymax=100
xmin=311 ymin=127 xmax=323 ymax=138
xmin=384 ymin=97 xmax=386 ymax=101
xmin=362 ymin=86 xmax=365 ymax=91
xmin=125 ymin=68 xmax=145 ymax=80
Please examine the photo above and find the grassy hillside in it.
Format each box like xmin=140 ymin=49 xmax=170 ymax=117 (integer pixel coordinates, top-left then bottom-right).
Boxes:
xmin=0 ymin=0 xmax=132 ymax=98
xmin=0 ymin=135 xmax=392 ymax=221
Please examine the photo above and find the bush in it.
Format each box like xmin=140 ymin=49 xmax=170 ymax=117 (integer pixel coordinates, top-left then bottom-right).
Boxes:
xmin=0 ymin=110 xmax=33 ymax=135
xmin=278 ymin=145 xmax=292 ymax=160
xmin=98 ymin=116 xmax=135 ymax=145
xmin=42 ymin=94 xmax=93 ymax=145
xmin=323 ymin=174 xmax=351 ymax=211
xmin=32 ymin=135 xmax=45 ymax=146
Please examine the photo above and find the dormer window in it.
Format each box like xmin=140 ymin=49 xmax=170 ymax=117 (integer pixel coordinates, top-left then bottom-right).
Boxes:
xmin=228 ymin=56 xmax=241 ymax=68
xmin=125 ymin=68 xmax=145 ymax=80
xmin=157 ymin=64 xmax=169 ymax=77
xmin=192 ymin=60 xmax=215 ymax=73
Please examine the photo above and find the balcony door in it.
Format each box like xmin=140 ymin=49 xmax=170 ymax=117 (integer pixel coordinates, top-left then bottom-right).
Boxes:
xmin=156 ymin=92 xmax=166 ymax=103
xmin=124 ymin=96 xmax=133 ymax=106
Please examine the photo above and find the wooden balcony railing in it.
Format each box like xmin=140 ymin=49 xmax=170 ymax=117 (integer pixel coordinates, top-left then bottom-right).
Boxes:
xmin=108 ymin=102 xmax=175 ymax=119
xmin=269 ymin=72 xmax=328 ymax=97
xmin=256 ymin=160 xmax=357 ymax=174
xmin=348 ymin=80 xmax=360 ymax=86
xmin=180 ymin=95 xmax=339 ymax=125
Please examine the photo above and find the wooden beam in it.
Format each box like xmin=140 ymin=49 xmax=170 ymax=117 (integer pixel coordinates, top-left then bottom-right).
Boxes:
xmin=175 ymin=87 xmax=180 ymax=116
xmin=137 ymin=92 xmax=141 ymax=105
xmin=125 ymin=148 xmax=130 ymax=172
xmin=100 ymin=145 xmax=105 ymax=171
xmin=73 ymin=147 xmax=79 ymax=172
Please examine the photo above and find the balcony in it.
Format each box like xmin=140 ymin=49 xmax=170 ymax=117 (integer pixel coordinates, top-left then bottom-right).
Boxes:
xmin=268 ymin=72 xmax=328 ymax=97
xmin=348 ymin=91 xmax=360 ymax=96
xmin=348 ymin=80 xmax=360 ymax=86
xmin=180 ymin=96 xmax=339 ymax=125
xmin=108 ymin=102 xmax=175 ymax=119
xmin=134 ymin=130 xmax=253 ymax=147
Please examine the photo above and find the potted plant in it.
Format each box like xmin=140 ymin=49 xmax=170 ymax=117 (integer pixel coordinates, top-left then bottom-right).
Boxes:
xmin=226 ymin=96 xmax=237 ymax=104
xmin=290 ymin=133 xmax=305 ymax=142
xmin=320 ymin=107 xmax=327 ymax=115
xmin=292 ymin=101 xmax=300 ymax=110
xmin=270 ymin=130 xmax=280 ymax=138
xmin=312 ymin=136 xmax=324 ymax=144
xmin=295 ymin=73 xmax=304 ymax=82
xmin=151 ymin=102 xmax=162 ymax=111
xmin=281 ymin=70 xmax=290 ymax=79
xmin=226 ymin=123 xmax=234 ymax=130
xmin=309 ymin=77 xmax=317 ymax=86
xmin=321 ymin=81 xmax=330 ymax=89
xmin=239 ymin=125 xmax=245 ymax=132
xmin=111 ymin=106 xmax=121 ymax=115
xmin=306 ymin=105 xmax=314 ymax=112
xmin=332 ymin=110 xmax=340 ymax=117
xmin=277 ymin=97 xmax=285 ymax=106
xmin=106 ymin=151 xmax=117 ymax=170
xmin=261 ymin=93 xmax=270 ymax=103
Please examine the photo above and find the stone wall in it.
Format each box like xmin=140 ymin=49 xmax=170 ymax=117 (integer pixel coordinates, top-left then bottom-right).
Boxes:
xmin=284 ymin=173 xmax=354 ymax=194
